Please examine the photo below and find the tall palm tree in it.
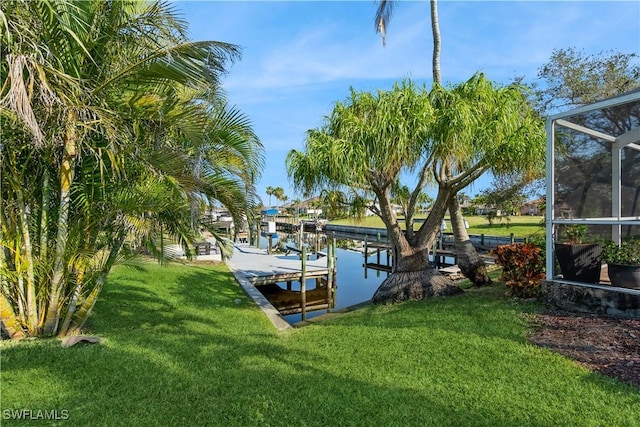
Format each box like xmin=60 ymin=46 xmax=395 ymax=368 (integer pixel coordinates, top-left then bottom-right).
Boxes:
xmin=265 ymin=186 xmax=275 ymax=207
xmin=0 ymin=0 xmax=263 ymax=338
xmin=376 ymin=0 xmax=492 ymax=285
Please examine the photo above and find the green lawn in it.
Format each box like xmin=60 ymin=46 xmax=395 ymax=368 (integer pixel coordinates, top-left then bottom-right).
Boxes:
xmin=2 ymin=262 xmax=638 ymax=426
xmin=330 ymin=215 xmax=545 ymax=239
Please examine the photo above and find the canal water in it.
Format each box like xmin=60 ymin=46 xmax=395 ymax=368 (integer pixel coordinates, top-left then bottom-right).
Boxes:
xmin=257 ymin=232 xmax=458 ymax=324
xmin=285 ymin=247 xmax=388 ymax=323
xmin=258 ymin=233 xmax=389 ymax=324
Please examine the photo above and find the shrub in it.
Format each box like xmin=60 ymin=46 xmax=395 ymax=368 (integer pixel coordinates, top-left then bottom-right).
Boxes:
xmin=601 ymin=239 xmax=640 ymax=265
xmin=493 ymin=243 xmax=545 ymax=298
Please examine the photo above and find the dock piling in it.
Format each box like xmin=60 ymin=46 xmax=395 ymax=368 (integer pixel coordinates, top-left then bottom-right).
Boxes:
xmin=301 ymin=246 xmax=307 ymax=321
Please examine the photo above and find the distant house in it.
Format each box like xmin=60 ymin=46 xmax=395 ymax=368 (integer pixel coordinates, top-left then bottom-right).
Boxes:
xmin=474 ymin=205 xmax=500 ymax=216
xmin=520 ymin=198 xmax=544 ymax=216
xmin=292 ymin=197 xmax=323 ymax=217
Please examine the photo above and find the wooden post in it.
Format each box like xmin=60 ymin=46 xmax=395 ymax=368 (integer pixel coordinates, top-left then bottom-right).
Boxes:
xmin=376 ymin=233 xmax=381 ymax=277
xmin=301 ymin=245 xmax=307 ymax=321
xmin=326 ymin=238 xmax=334 ymax=308
xmin=287 ymin=280 xmax=292 ymax=291
xmin=430 ymin=238 xmax=436 ymax=267
xmin=298 ymin=221 xmax=303 ymax=248
xmin=364 ymin=235 xmax=368 ymax=279
xmin=332 ymin=237 xmax=337 ymax=294
xmin=268 ymin=234 xmax=273 ymax=255
xmin=386 ymin=247 xmax=390 ymax=269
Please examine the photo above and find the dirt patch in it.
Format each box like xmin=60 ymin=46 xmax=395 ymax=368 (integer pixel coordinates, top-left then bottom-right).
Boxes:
xmin=528 ymin=310 xmax=640 ymax=388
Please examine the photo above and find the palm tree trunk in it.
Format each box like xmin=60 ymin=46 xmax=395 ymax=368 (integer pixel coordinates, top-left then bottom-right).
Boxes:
xmin=39 ymin=169 xmax=51 ymax=261
xmin=430 ymin=0 xmax=441 ymax=85
xmin=58 ymin=229 xmax=126 ymax=336
xmin=43 ymin=110 xmax=77 ymax=336
xmin=15 ymin=185 xmax=39 ymax=334
xmin=448 ymin=196 xmax=492 ymax=286
xmin=430 ymin=1 xmax=489 ymax=287
xmin=372 ymin=183 xmax=463 ymax=303
xmin=66 ymin=274 xmax=104 ymax=335
xmin=57 ymin=267 xmax=85 ymax=337
xmin=0 ymin=293 xmax=26 ymax=340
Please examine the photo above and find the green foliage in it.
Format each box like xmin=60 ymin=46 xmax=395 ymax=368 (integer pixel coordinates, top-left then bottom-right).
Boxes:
xmin=287 ymin=74 xmax=545 ymax=264
xmin=0 ymin=0 xmax=263 ymax=338
xmin=493 ymin=243 xmax=546 ymax=298
xmin=316 ymin=189 xmax=346 ymax=220
xmin=472 ymin=175 xmax=533 ymax=224
xmin=535 ymin=48 xmax=640 ymax=115
xmin=265 ymin=186 xmax=286 ymax=206
xmin=559 ymin=224 xmax=588 ymax=244
xmin=601 ymin=239 xmax=640 ymax=265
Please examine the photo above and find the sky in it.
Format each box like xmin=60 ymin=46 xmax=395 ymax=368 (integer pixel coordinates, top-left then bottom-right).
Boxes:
xmin=176 ymin=0 xmax=640 ymax=206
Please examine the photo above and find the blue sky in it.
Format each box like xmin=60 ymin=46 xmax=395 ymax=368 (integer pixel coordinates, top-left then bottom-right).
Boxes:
xmin=177 ymin=1 xmax=640 ymax=205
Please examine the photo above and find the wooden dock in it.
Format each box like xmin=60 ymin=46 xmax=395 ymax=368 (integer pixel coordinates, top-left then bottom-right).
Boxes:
xmin=225 ymin=243 xmax=337 ymax=325
xmin=361 ymin=236 xmax=496 ymax=279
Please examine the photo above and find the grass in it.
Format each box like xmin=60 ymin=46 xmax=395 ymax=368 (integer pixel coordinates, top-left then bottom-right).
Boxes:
xmin=2 ymin=262 xmax=638 ymax=426
xmin=330 ymin=215 xmax=545 ymax=239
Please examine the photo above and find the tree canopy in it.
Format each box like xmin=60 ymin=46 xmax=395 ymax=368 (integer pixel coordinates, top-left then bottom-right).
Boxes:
xmin=534 ymin=48 xmax=640 ymax=115
xmin=0 ymin=0 xmax=263 ymax=338
xmin=533 ymin=48 xmax=640 ymax=219
xmin=287 ymin=74 xmax=545 ymax=302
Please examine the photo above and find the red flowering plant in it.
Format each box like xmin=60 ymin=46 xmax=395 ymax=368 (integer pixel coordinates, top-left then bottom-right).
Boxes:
xmin=492 ymin=243 xmax=545 ymax=298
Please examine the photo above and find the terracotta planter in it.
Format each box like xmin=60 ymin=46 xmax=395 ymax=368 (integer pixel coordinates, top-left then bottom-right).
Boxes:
xmin=554 ymin=243 xmax=603 ymax=283
xmin=607 ymin=263 xmax=640 ymax=290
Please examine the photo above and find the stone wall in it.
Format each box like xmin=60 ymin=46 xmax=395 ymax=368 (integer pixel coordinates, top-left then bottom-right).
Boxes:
xmin=542 ymin=281 xmax=640 ymax=319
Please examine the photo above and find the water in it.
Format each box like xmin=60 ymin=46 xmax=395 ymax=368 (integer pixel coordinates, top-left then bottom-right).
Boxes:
xmin=256 ymin=233 xmax=456 ymax=324
xmin=257 ymin=234 xmax=388 ymax=324
xmin=283 ymin=247 xmax=388 ymax=324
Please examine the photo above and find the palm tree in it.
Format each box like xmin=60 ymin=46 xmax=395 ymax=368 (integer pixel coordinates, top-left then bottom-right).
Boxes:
xmin=287 ymin=76 xmax=544 ymax=303
xmin=0 ymin=0 xmax=263 ymax=338
xmin=272 ymin=186 xmax=286 ymax=205
xmin=265 ymin=186 xmax=275 ymax=207
xmin=376 ymin=0 xmax=494 ymax=285
xmin=291 ymin=198 xmax=302 ymax=219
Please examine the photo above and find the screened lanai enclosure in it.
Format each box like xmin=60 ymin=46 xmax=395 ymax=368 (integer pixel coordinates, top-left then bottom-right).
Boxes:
xmin=544 ymin=89 xmax=640 ymax=317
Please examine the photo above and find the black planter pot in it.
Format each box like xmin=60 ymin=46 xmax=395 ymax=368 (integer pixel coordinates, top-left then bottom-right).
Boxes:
xmin=554 ymin=243 xmax=603 ymax=283
xmin=607 ymin=263 xmax=640 ymax=290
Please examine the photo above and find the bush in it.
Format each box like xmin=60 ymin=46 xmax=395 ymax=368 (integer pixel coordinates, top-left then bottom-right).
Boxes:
xmin=493 ymin=243 xmax=545 ymax=298
xmin=601 ymin=239 xmax=640 ymax=265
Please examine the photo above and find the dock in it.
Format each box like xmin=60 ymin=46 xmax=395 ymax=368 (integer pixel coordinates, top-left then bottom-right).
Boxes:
xmin=225 ymin=242 xmax=337 ymax=328
xmin=360 ymin=235 xmax=495 ymax=279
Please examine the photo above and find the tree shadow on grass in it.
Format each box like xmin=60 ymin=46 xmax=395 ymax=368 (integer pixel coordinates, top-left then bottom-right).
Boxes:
xmin=2 ymin=267 xmax=638 ymax=426
xmin=3 ymin=314 xmax=638 ymax=426
xmin=319 ymin=286 xmax=534 ymax=342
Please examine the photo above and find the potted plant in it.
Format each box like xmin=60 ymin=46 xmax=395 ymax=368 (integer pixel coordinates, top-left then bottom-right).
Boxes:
xmin=601 ymin=239 xmax=640 ymax=289
xmin=554 ymin=224 xmax=603 ymax=283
